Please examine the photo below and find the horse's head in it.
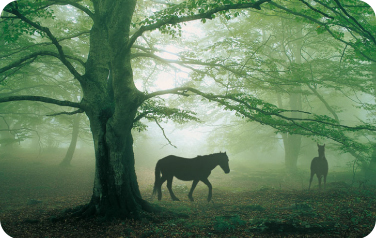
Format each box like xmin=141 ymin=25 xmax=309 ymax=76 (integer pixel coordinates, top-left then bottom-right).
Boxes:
xmin=317 ymin=143 xmax=325 ymax=158
xmin=217 ymin=152 xmax=230 ymax=174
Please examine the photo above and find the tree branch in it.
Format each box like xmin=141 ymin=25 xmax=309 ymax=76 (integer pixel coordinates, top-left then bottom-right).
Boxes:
xmin=332 ymin=0 xmax=376 ymax=45
xmin=5 ymin=7 xmax=84 ymax=82
xmin=269 ymin=1 xmax=376 ymax=62
xmin=144 ymin=86 xmax=376 ymax=132
xmin=0 ymin=51 xmax=85 ymax=74
xmin=147 ymin=116 xmax=177 ymax=148
xmin=298 ymin=0 xmax=334 ymax=20
xmin=126 ymin=0 xmax=270 ymax=50
xmin=0 ymin=31 xmax=90 ymax=60
xmin=46 ymin=108 xmax=84 ymax=116
xmin=50 ymin=0 xmax=95 ymax=19
xmin=0 ymin=95 xmax=83 ymax=110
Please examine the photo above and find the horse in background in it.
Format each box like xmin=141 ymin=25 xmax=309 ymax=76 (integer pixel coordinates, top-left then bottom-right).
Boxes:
xmin=153 ymin=152 xmax=230 ymax=202
xmin=309 ymin=143 xmax=328 ymax=190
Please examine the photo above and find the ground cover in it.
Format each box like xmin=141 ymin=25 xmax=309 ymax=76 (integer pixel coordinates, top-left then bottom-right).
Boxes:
xmin=0 ymin=153 xmax=375 ymax=237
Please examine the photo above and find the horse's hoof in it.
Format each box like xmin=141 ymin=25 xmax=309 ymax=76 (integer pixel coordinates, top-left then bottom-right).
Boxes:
xmin=189 ymin=197 xmax=194 ymax=202
xmin=172 ymin=198 xmax=180 ymax=201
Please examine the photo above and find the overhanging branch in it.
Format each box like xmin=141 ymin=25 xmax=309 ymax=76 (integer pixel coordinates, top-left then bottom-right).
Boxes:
xmin=126 ymin=0 xmax=270 ymax=50
xmin=144 ymin=86 xmax=376 ymax=132
xmin=0 ymin=95 xmax=83 ymax=110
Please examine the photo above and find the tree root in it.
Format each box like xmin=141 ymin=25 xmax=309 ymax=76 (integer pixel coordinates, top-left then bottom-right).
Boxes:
xmin=49 ymin=199 xmax=187 ymax=223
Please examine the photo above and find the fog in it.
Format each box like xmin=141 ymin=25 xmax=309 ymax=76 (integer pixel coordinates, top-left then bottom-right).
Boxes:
xmin=1 ymin=0 xmax=376 ymax=237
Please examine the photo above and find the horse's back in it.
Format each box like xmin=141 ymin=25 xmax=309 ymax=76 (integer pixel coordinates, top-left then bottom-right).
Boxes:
xmin=158 ymin=155 xmax=191 ymax=165
xmin=158 ymin=155 xmax=194 ymax=170
xmin=157 ymin=155 xmax=209 ymax=180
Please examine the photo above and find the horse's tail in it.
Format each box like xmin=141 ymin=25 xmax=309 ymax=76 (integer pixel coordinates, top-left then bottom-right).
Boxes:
xmin=152 ymin=160 xmax=162 ymax=197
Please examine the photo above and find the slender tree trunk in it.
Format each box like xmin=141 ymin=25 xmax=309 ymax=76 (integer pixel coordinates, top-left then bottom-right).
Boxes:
xmin=0 ymin=118 xmax=15 ymax=150
xmin=277 ymin=92 xmax=302 ymax=171
xmin=60 ymin=114 xmax=80 ymax=167
xmin=366 ymin=146 xmax=376 ymax=184
xmin=276 ymin=21 xmax=304 ymax=171
xmin=282 ymin=133 xmax=302 ymax=171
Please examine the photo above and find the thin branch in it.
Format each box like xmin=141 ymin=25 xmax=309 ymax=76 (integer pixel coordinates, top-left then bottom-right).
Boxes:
xmin=132 ymin=52 xmax=241 ymax=76
xmin=0 ymin=31 xmax=90 ymax=59
xmin=133 ymin=111 xmax=153 ymax=123
xmin=0 ymin=95 xmax=83 ymax=110
xmin=0 ymin=57 xmax=37 ymax=84
xmin=46 ymin=108 xmax=84 ymax=116
xmin=298 ymin=0 xmax=334 ymax=20
xmin=148 ymin=116 xmax=177 ymax=148
xmin=0 ymin=51 xmax=85 ymax=74
xmin=51 ymin=0 xmax=95 ymax=19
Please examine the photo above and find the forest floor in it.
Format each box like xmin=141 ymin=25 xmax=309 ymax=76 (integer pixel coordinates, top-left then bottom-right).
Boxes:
xmin=0 ymin=151 xmax=375 ymax=238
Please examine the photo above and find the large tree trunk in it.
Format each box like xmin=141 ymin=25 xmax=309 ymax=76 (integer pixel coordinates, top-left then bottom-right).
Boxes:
xmin=78 ymin=89 xmax=152 ymax=219
xmin=73 ymin=0 xmax=154 ymax=219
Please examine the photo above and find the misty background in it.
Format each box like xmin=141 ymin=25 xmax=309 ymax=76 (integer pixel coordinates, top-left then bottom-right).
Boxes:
xmin=1 ymin=0 xmax=375 ymax=195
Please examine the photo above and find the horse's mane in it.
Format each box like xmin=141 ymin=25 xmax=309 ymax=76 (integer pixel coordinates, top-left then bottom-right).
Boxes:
xmin=195 ymin=152 xmax=222 ymax=159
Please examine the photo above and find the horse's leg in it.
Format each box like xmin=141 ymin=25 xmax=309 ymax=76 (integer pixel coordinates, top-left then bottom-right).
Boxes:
xmin=188 ymin=180 xmax=199 ymax=202
xmin=318 ymin=175 xmax=322 ymax=190
xmin=201 ymin=178 xmax=212 ymax=202
xmin=323 ymin=174 xmax=327 ymax=190
xmin=158 ymin=176 xmax=167 ymax=200
xmin=167 ymin=176 xmax=180 ymax=201
xmin=308 ymin=172 xmax=314 ymax=190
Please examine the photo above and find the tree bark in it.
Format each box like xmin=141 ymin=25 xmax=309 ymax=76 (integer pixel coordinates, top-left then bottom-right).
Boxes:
xmin=71 ymin=0 xmax=154 ymax=219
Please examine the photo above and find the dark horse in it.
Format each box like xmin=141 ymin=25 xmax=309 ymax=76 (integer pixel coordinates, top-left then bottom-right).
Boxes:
xmin=309 ymin=143 xmax=328 ymax=190
xmin=153 ymin=152 xmax=230 ymax=202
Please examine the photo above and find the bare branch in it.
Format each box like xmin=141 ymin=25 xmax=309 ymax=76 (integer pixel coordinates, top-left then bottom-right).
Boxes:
xmin=0 ymin=95 xmax=83 ymax=110
xmin=46 ymin=108 xmax=84 ymax=116
xmin=148 ymin=116 xmax=177 ymax=148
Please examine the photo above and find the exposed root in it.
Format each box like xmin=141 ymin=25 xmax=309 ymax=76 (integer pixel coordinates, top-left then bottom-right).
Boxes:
xmin=48 ymin=198 xmax=187 ymax=224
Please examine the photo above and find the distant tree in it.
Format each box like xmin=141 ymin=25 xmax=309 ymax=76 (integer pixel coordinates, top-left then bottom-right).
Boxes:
xmin=59 ymin=113 xmax=80 ymax=167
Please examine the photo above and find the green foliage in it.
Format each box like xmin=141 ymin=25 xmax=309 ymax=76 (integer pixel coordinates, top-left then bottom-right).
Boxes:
xmin=134 ymin=98 xmax=200 ymax=132
xmin=2 ymin=1 xmax=55 ymax=43
xmin=135 ymin=0 xmax=250 ymax=37
xmin=266 ymin=0 xmax=376 ymax=62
